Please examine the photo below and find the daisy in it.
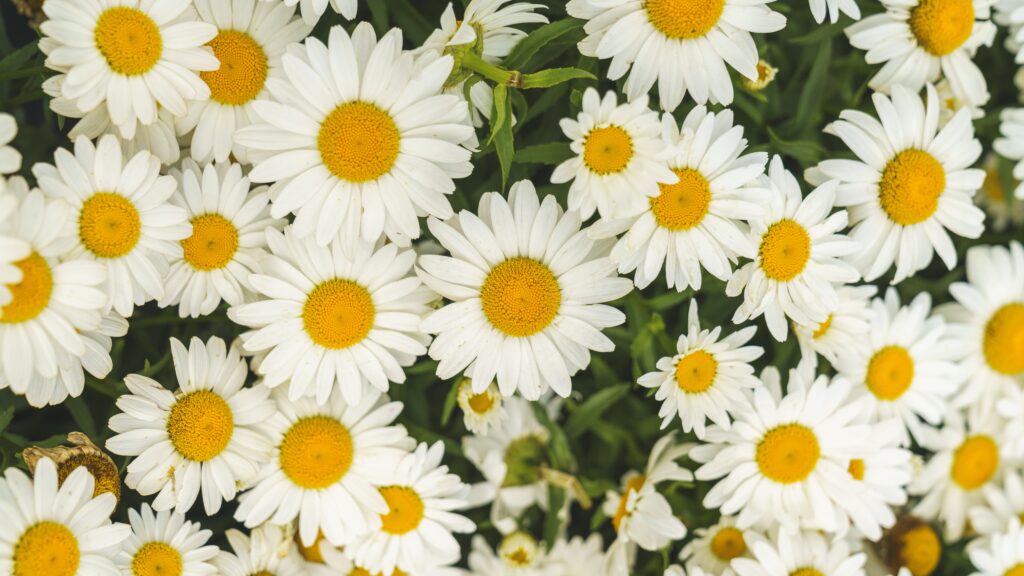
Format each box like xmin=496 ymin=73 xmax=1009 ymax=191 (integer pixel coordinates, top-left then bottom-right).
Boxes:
xmin=178 ymin=0 xmax=312 ymax=164
xmin=968 ymin=470 xmax=1024 ymax=541
xmin=39 ymin=0 xmax=219 ymax=137
xmin=161 ymin=160 xmax=284 ymax=318
xmin=727 ymin=155 xmax=860 ymax=342
xmin=273 ymin=0 xmax=357 ymax=26
xmin=228 ymin=227 xmax=434 ymax=405
xmin=807 ymin=84 xmax=985 ymax=283
xmin=845 ymin=0 xmax=997 ymax=108
xmin=106 ymin=336 xmax=276 ymax=515
xmin=214 ymin=524 xmax=309 ymax=576
xmin=679 ymin=516 xmax=756 ymax=575
xmin=546 ymin=534 xmax=606 ymax=575
xmin=233 ymin=388 xmax=414 ymax=547
xmin=458 ymin=378 xmax=508 ymax=435
xmin=997 ymin=0 xmax=1024 ymax=60
xmin=22 ymin=432 xmax=123 ymax=502
xmin=794 ymin=284 xmax=876 ymax=370
xmin=876 ymin=517 xmax=943 ymax=576
xmin=465 ymin=532 xmax=557 ymax=576
xmin=235 ymin=22 xmax=474 ymax=247
xmin=0 ymin=457 xmax=129 ymax=576
xmin=117 ymin=504 xmax=219 ymax=576
xmin=566 ymin=0 xmax=786 ymax=109
xmin=976 ymin=156 xmax=1024 ymax=230
xmin=418 ymin=180 xmax=633 ymax=400
xmin=0 ymin=113 xmax=21 ymax=174
xmin=731 ymin=529 xmax=867 ymax=576
xmin=550 ymin=88 xmax=677 ymax=221
xmin=589 ymin=106 xmax=769 ymax=291
xmin=995 ymin=108 xmax=1024 ymax=199
xmin=968 ymin=518 xmax=1024 ymax=575
xmin=638 ymin=300 xmax=763 ymax=438
xmin=809 ymin=0 xmax=861 ymax=23
xmin=1000 ymin=385 xmax=1024 ymax=459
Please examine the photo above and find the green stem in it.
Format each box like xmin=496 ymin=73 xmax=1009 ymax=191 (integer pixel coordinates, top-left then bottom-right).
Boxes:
xmin=460 ymin=51 xmax=516 ymax=86
xmin=0 ymin=66 xmax=47 ymax=81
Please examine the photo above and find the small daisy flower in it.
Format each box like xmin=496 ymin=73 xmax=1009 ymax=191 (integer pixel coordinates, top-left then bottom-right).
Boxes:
xmin=969 ymin=470 xmax=1024 ymax=540
xmin=118 ymin=504 xmax=219 ymax=576
xmin=995 ymin=108 xmax=1024 ymax=200
xmin=458 ymin=378 xmax=507 ymax=435
xmin=418 ymin=180 xmax=633 ymax=400
xmin=731 ymin=529 xmax=867 ymax=576
xmin=589 ymin=106 xmax=769 ymax=292
xmin=808 ymin=84 xmax=985 ymax=283
xmin=877 ymin=517 xmax=944 ymax=576
xmin=550 ymin=88 xmax=677 ymax=221
xmin=638 ymin=300 xmax=763 ymax=438
xmin=976 ymin=156 xmax=1024 ymax=230
xmin=846 ymin=0 xmax=997 ymax=109
xmin=566 ymin=0 xmax=786 ymax=109
xmin=727 ymin=155 xmax=860 ymax=342
xmin=233 ymin=388 xmax=414 ymax=547
xmin=236 ymin=22 xmax=474 ymax=247
xmin=794 ymin=284 xmax=876 ymax=370
xmin=679 ymin=516 xmax=756 ymax=575
xmin=39 ymin=0 xmax=219 ymax=137
xmin=968 ymin=518 xmax=1024 ymax=575
xmin=162 ymin=160 xmax=284 ymax=318
xmin=214 ymin=524 xmax=309 ymax=576
xmin=465 ymin=532 xmax=557 ymax=576
xmin=809 ymin=0 xmax=861 ymax=23
xmin=546 ymin=534 xmax=606 ymax=575
xmin=274 ymin=0 xmax=357 ymax=25
xmin=0 ymin=113 xmax=21 ymax=174
xmin=22 ymin=432 xmax=123 ymax=502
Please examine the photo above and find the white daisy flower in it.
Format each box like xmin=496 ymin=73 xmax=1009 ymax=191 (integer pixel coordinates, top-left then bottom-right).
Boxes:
xmin=589 ymin=106 xmax=769 ymax=292
xmin=0 ymin=457 xmax=130 ymax=576
xmin=118 ymin=503 xmax=219 ymax=576
xmin=809 ymin=0 xmax=861 ymax=23
xmin=727 ymin=155 xmax=860 ymax=342
xmin=679 ymin=516 xmax=756 ymax=575
xmin=845 ymin=0 xmax=997 ymax=109
xmin=997 ymin=0 xmax=1024 ymax=60
xmin=214 ymin=524 xmax=309 ymax=576
xmin=228 ymin=226 xmax=434 ymax=405
xmin=566 ymin=0 xmax=786 ymax=109
xmin=39 ymin=0 xmax=219 ymax=137
xmin=0 ymin=113 xmax=21 ymax=174
xmin=178 ymin=0 xmax=312 ymax=164
xmin=458 ymin=379 xmax=508 ymax=435
xmin=235 ymin=22 xmax=474 ymax=247
xmin=807 ymin=84 xmax=985 ymax=283
xmin=976 ymin=156 xmax=1024 ymax=230
xmin=968 ymin=518 xmax=1024 ymax=575
xmin=875 ymin=518 xmax=943 ymax=576
xmin=638 ymin=300 xmax=763 ymax=438
xmin=969 ymin=470 xmax=1024 ymax=541
xmin=1000 ymin=385 xmax=1024 ymax=460
xmin=418 ymin=180 xmax=633 ymax=400
xmin=794 ymin=284 xmax=876 ymax=370
xmin=465 ymin=532 xmax=557 ymax=576
xmin=0 ymin=182 xmax=30 ymax=307
xmin=731 ymin=529 xmax=867 ymax=576
xmin=995 ymin=108 xmax=1024 ymax=200
xmin=546 ymin=534 xmax=606 ymax=575
xmin=274 ymin=0 xmax=357 ymax=26
xmin=550 ymin=88 xmax=677 ymax=221
xmin=233 ymin=388 xmax=414 ymax=547
xmin=161 ymin=160 xmax=284 ymax=318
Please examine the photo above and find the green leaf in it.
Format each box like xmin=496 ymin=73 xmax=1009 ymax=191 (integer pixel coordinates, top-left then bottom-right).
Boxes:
xmin=64 ymin=397 xmax=98 ymax=440
xmin=0 ymin=405 xmax=13 ymax=435
xmin=493 ymin=86 xmax=515 ymax=190
xmin=543 ymin=485 xmax=567 ymax=549
xmin=489 ymin=84 xmax=510 ymax=144
xmin=521 ymin=67 xmax=596 ymax=89
xmin=0 ymin=41 xmax=39 ymax=75
xmin=788 ymin=21 xmax=846 ymax=45
xmin=503 ymin=19 xmax=585 ymax=71
xmin=793 ymin=38 xmax=832 ymax=135
xmin=564 ymin=384 xmax=631 ymax=439
xmin=440 ymin=379 xmax=461 ymax=427
xmin=530 ymin=403 xmax=574 ymax=471
xmin=514 ymin=143 xmax=573 ymax=165
xmin=767 ymin=127 xmax=827 ymax=167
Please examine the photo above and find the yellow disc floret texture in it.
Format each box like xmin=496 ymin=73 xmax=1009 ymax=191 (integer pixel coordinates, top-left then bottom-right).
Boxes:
xmin=302 ymin=279 xmax=375 ymax=349
xmin=182 ymin=214 xmax=239 ymax=271
xmin=132 ymin=542 xmax=183 ymax=576
xmin=202 ymin=30 xmax=268 ymax=105
xmin=950 ymin=434 xmax=999 ymax=490
xmin=789 ymin=570 xmax=825 ymax=576
xmin=279 ymin=416 xmax=353 ymax=489
xmin=645 ymin=0 xmax=726 ymax=39
xmin=866 ymin=345 xmax=915 ymax=400
xmin=1 ymin=253 xmax=52 ymax=324
xmin=379 ymin=486 xmax=426 ymax=535
xmin=909 ymin=0 xmax=975 ymax=56
xmin=879 ymin=149 xmax=946 ymax=225
xmin=166 ymin=390 xmax=234 ymax=462
xmin=756 ymin=424 xmax=821 ymax=484
xmin=1005 ymin=564 xmax=1024 ymax=576
xmin=899 ymin=524 xmax=941 ymax=576
xmin=759 ymin=219 xmax=811 ymax=281
xmin=983 ymin=303 xmax=1024 ymax=375
xmin=651 ymin=168 xmax=712 ymax=231
xmin=710 ymin=527 xmax=747 ymax=561
xmin=481 ymin=258 xmax=562 ymax=337
xmin=674 ymin=350 xmax=718 ymax=393
xmin=94 ymin=7 xmax=163 ymax=76
xmin=79 ymin=193 xmax=142 ymax=258
xmin=318 ymin=102 xmax=400 ymax=183
xmin=583 ymin=125 xmax=633 ymax=175
xmin=468 ymin=392 xmax=494 ymax=414
xmin=13 ymin=522 xmax=80 ymax=576
xmin=58 ymin=454 xmax=122 ymax=501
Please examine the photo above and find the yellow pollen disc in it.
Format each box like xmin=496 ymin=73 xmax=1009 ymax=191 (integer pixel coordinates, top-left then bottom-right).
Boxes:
xmin=252 ymin=572 xmax=275 ymax=576
xmin=498 ymin=532 xmax=539 ymax=568
xmin=79 ymin=193 xmax=142 ymax=259
xmin=650 ymin=168 xmax=712 ymax=231
xmin=909 ymin=0 xmax=975 ymax=56
xmin=983 ymin=168 xmax=1006 ymax=202
xmin=279 ymin=416 xmax=353 ymax=489
xmin=612 ymin=475 xmax=646 ymax=532
xmin=13 ymin=522 xmax=79 ymax=576
xmin=295 ymin=531 xmax=325 ymax=564
xmin=1005 ymin=564 xmax=1024 ymax=576
xmin=848 ymin=458 xmax=866 ymax=481
xmin=899 ymin=524 xmax=941 ymax=576
xmin=182 ymin=213 xmax=239 ymax=271
xmin=481 ymin=258 xmax=561 ymax=337
xmin=983 ymin=303 xmax=1024 ymax=375
xmin=950 ymin=434 xmax=999 ymax=490
xmin=582 ymin=125 xmax=633 ymax=175
xmin=756 ymin=424 xmax=821 ymax=484
xmin=379 ymin=486 xmax=425 ymax=535
xmin=790 ymin=570 xmax=824 ymax=576
xmin=58 ymin=454 xmax=122 ymax=501
xmin=812 ymin=314 xmax=833 ymax=339
xmin=645 ymin=0 xmax=726 ymax=39
xmin=758 ymin=219 xmax=811 ymax=281
xmin=132 ymin=542 xmax=183 ymax=576
xmin=302 ymin=279 xmax=375 ymax=349
xmin=866 ymin=345 xmax=915 ymax=401
xmin=94 ymin=7 xmax=162 ymax=76
xmin=468 ymin=392 xmax=494 ymax=414
xmin=674 ymin=350 xmax=718 ymax=394
xmin=879 ymin=149 xmax=946 ymax=226
xmin=166 ymin=390 xmax=234 ymax=462
xmin=202 ymin=30 xmax=268 ymax=106
xmin=1 ymin=253 xmax=53 ymax=324
xmin=710 ymin=527 xmax=747 ymax=561
xmin=318 ymin=101 xmax=400 ymax=183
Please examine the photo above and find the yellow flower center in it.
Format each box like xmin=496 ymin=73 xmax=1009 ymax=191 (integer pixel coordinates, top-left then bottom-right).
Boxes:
xmin=710 ymin=526 xmax=747 ymax=561
xmin=879 ymin=149 xmax=946 ymax=226
xmin=13 ymin=522 xmax=79 ymax=576
xmin=645 ymin=0 xmax=726 ymax=39
xmin=848 ymin=458 xmax=866 ymax=481
xmin=759 ymin=219 xmax=811 ymax=281
xmin=57 ymin=453 xmax=122 ymax=501
xmin=612 ymin=474 xmax=646 ymax=532
xmin=252 ymin=572 xmax=275 ymax=576
xmin=166 ymin=390 xmax=234 ymax=462
xmin=583 ymin=125 xmax=633 ymax=175
xmin=909 ymin=0 xmax=975 ymax=56
xmin=181 ymin=214 xmax=239 ymax=271
xmin=481 ymin=257 xmax=561 ymax=337
xmin=899 ymin=524 xmax=941 ymax=576
xmin=790 ymin=570 xmax=824 ymax=576
xmin=279 ymin=416 xmax=353 ymax=489
xmin=756 ymin=424 xmax=820 ymax=484
xmin=674 ymin=349 xmax=718 ymax=394
xmin=379 ymin=486 xmax=425 ymax=535
xmin=650 ymin=168 xmax=712 ymax=231
xmin=302 ymin=279 xmax=375 ymax=349
xmin=983 ymin=167 xmax=1006 ymax=202
xmin=950 ymin=434 xmax=999 ymax=490
xmin=468 ymin=392 xmax=494 ymax=414
xmin=79 ymin=193 xmax=142 ymax=259
xmin=502 ymin=434 xmax=547 ymax=487
xmin=1006 ymin=564 xmax=1024 ymax=576
xmin=132 ymin=542 xmax=183 ymax=576
xmin=499 ymin=532 xmax=539 ymax=568
xmin=812 ymin=314 xmax=833 ymax=339
xmin=1 ymin=253 xmax=53 ymax=324
xmin=318 ymin=102 xmax=400 ymax=183
xmin=94 ymin=7 xmax=162 ymax=76
xmin=202 ymin=30 xmax=268 ymax=106
xmin=983 ymin=303 xmax=1024 ymax=375
xmin=295 ymin=531 xmax=325 ymax=564
xmin=865 ymin=345 xmax=915 ymax=401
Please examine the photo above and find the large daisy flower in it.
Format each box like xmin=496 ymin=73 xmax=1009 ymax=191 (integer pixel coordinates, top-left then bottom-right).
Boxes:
xmin=33 ymin=135 xmax=191 ymax=316
xmin=808 ymin=84 xmax=985 ymax=283
xmin=679 ymin=516 xmax=757 ymax=576
xmin=0 ymin=113 xmax=22 ymax=175
xmin=994 ymin=108 xmax=1024 ymax=199
xmin=727 ymin=155 xmax=860 ymax=342
xmin=731 ymin=529 xmax=867 ymax=576
xmin=235 ymin=22 xmax=474 ymax=247
xmin=117 ymin=504 xmax=219 ymax=576
xmin=418 ymin=180 xmax=633 ymax=400
xmin=214 ymin=524 xmax=309 ymax=576
xmin=794 ymin=284 xmax=876 ymax=370
xmin=968 ymin=518 xmax=1024 ymax=576
xmin=590 ymin=106 xmax=768 ymax=291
